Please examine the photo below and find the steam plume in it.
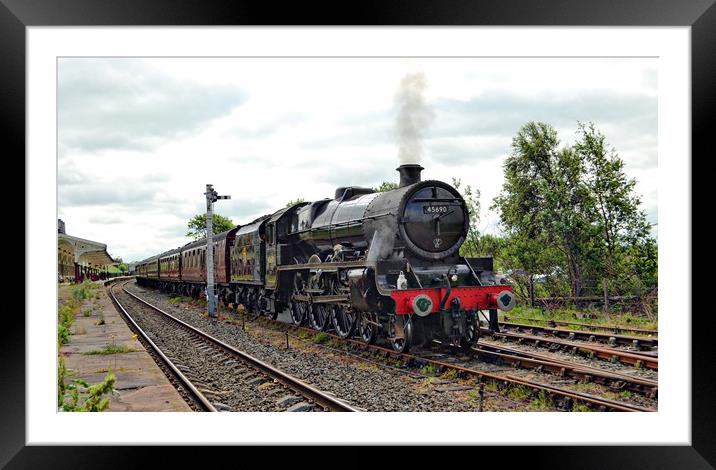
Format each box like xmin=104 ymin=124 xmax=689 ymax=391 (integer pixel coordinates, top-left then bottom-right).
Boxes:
xmin=395 ymin=71 xmax=434 ymax=164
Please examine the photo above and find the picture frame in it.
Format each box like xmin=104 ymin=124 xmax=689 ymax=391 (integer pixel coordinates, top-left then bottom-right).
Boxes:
xmin=5 ymin=0 xmax=711 ymax=465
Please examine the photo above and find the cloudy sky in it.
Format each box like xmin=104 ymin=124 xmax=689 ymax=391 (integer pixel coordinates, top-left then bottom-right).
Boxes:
xmin=58 ymin=57 xmax=657 ymax=262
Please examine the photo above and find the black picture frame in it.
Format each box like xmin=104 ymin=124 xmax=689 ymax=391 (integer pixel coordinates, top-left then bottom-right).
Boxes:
xmin=4 ymin=0 xmax=712 ymax=467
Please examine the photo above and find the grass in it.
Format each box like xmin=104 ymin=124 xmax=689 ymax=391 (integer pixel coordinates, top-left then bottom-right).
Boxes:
xmin=168 ymin=295 xmax=192 ymax=305
xmin=571 ymin=382 xmax=604 ymax=394
xmin=502 ymin=305 xmax=658 ymax=332
xmin=296 ymin=330 xmax=311 ymax=340
xmin=572 ymin=403 xmax=592 ymax=412
xmin=312 ymin=332 xmax=330 ymax=344
xmin=58 ymin=282 xmax=117 ymax=412
xmin=71 ymin=281 xmax=96 ymax=302
xmin=58 ymin=304 xmax=77 ymax=346
xmin=507 ymin=385 xmax=533 ymax=401
xmin=82 ymin=344 xmax=137 ymax=355
xmin=529 ymin=390 xmax=554 ymax=410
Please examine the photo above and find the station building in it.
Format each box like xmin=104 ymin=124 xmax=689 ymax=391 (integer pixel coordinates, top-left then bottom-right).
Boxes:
xmin=57 ymin=219 xmax=118 ymax=282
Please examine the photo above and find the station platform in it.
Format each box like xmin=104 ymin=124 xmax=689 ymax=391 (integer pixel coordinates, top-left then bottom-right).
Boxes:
xmin=58 ymin=280 xmax=191 ymax=412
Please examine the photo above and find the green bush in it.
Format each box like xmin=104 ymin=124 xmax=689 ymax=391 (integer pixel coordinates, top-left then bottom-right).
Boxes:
xmin=58 ymin=324 xmax=70 ymax=345
xmin=59 ymin=368 xmax=116 ymax=412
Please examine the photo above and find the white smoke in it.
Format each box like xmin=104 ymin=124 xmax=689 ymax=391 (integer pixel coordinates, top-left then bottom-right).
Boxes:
xmin=366 ymin=217 xmax=398 ymax=262
xmin=394 ymin=71 xmax=434 ymax=164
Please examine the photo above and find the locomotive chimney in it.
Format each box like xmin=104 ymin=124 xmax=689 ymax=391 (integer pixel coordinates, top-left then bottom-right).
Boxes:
xmin=396 ymin=164 xmax=424 ymax=188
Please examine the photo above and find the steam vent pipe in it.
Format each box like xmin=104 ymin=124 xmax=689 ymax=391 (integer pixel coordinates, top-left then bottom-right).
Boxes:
xmin=397 ymin=164 xmax=424 ymax=188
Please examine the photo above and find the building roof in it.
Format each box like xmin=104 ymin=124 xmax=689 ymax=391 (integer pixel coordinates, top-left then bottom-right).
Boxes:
xmin=58 ymin=232 xmax=117 ymax=266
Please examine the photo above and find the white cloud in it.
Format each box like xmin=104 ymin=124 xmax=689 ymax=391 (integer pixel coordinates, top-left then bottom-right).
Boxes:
xmin=58 ymin=57 xmax=658 ymax=261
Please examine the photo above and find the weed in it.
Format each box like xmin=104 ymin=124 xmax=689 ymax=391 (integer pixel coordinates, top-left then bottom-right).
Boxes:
xmin=82 ymin=308 xmax=93 ymax=317
xmin=72 ymin=283 xmax=92 ymax=302
xmin=440 ymin=368 xmax=458 ymax=380
xmin=572 ymin=403 xmax=592 ymax=412
xmin=59 ymin=370 xmax=116 ymax=412
xmin=417 ymin=376 xmax=437 ymax=391
xmin=503 ymin=305 xmax=658 ymax=331
xmin=572 ymin=382 xmax=603 ymax=394
xmin=620 ymin=390 xmax=634 ymax=399
xmin=96 ymin=313 xmax=105 ymax=326
xmin=507 ymin=385 xmax=532 ymax=401
xmin=83 ymin=344 xmax=137 ymax=355
xmin=312 ymin=332 xmax=330 ymax=344
xmin=420 ymin=364 xmax=438 ymax=375
xmin=57 ymin=303 xmax=77 ymax=346
xmin=58 ymin=324 xmax=70 ymax=345
xmin=58 ymin=356 xmax=68 ymax=406
xmin=484 ymin=382 xmax=498 ymax=393
xmin=529 ymin=390 xmax=554 ymax=410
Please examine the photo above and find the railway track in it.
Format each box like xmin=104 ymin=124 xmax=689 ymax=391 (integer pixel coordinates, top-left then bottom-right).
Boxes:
xmin=471 ymin=343 xmax=657 ymax=397
xmin=108 ymin=281 xmax=357 ymax=412
xmin=481 ymin=328 xmax=658 ymax=370
xmin=125 ymin=283 xmax=656 ymax=411
xmin=495 ymin=321 xmax=658 ymax=350
xmin=502 ymin=315 xmax=658 ymax=337
xmin=234 ymin=311 xmax=655 ymax=411
xmin=108 ymin=280 xmax=216 ymax=411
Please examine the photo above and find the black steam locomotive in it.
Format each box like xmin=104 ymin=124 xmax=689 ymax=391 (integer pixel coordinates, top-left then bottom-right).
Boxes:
xmin=136 ymin=164 xmax=515 ymax=352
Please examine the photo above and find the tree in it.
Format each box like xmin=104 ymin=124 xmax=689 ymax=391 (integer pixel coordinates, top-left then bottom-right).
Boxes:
xmin=186 ymin=213 xmax=235 ymax=240
xmin=374 ymin=181 xmax=398 ymax=192
xmin=493 ymin=121 xmax=592 ymax=298
xmin=573 ymin=122 xmax=656 ymax=303
xmin=452 ymin=177 xmax=481 ymax=257
xmin=286 ymin=198 xmax=306 ymax=208
xmin=492 ymin=121 xmax=657 ymax=303
xmin=111 ymin=255 xmax=128 ymax=273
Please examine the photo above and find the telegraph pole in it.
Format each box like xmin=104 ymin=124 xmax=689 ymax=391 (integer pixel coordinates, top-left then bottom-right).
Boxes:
xmin=205 ymin=184 xmax=230 ymax=318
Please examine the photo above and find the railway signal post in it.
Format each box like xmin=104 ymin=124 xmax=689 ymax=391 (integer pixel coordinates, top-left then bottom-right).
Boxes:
xmin=205 ymin=184 xmax=230 ymax=318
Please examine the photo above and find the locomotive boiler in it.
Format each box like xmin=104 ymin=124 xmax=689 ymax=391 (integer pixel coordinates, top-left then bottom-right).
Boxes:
xmin=136 ymin=164 xmax=515 ymax=353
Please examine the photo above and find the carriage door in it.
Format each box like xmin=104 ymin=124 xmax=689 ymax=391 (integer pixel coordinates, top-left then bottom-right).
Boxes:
xmin=265 ymin=222 xmax=278 ymax=288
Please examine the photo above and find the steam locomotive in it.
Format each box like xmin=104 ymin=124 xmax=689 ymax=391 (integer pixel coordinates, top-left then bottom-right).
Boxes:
xmin=136 ymin=164 xmax=515 ymax=352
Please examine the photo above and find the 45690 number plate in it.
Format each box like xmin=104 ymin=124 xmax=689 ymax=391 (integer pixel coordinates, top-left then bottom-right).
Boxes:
xmin=423 ymin=205 xmax=449 ymax=214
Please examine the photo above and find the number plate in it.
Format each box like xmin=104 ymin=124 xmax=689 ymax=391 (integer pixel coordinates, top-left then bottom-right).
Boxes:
xmin=423 ymin=205 xmax=449 ymax=214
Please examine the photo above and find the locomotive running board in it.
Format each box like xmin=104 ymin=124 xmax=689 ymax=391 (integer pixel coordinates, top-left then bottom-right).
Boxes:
xmin=278 ymin=260 xmax=374 ymax=272
xmin=292 ymin=294 xmax=350 ymax=304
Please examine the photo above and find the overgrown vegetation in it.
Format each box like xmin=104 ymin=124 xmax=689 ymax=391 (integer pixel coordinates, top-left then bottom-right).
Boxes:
xmin=529 ymin=390 xmax=554 ymax=410
xmin=312 ymin=332 xmax=330 ymax=344
xmin=572 ymin=403 xmax=592 ymax=412
xmin=503 ymin=305 xmax=658 ymax=331
xmin=83 ymin=344 xmax=137 ymax=355
xmin=507 ymin=385 xmax=532 ymax=401
xmin=454 ymin=121 xmax=657 ymax=316
xmin=58 ymin=356 xmax=116 ymax=412
xmin=58 ymin=282 xmax=117 ymax=412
